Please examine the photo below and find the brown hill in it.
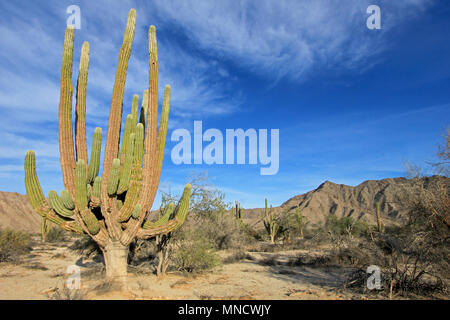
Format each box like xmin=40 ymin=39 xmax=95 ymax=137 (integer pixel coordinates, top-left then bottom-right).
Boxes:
xmin=1 ymin=175 xmax=448 ymax=234
xmin=241 ymin=175 xmax=449 ymax=229
xmin=0 ymin=192 xmax=41 ymax=233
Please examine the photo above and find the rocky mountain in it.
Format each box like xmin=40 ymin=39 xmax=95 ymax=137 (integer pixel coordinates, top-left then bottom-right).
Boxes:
xmin=0 ymin=191 xmax=41 ymax=233
xmin=241 ymin=175 xmax=449 ymax=229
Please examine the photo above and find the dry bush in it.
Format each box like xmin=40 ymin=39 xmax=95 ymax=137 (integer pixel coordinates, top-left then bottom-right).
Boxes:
xmin=0 ymin=228 xmax=31 ymax=263
xmin=45 ymin=227 xmax=68 ymax=243
xmin=223 ymin=250 xmax=254 ymax=264
xmin=344 ymin=176 xmax=449 ymax=298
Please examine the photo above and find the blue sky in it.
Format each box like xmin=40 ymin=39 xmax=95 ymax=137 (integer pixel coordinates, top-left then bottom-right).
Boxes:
xmin=0 ymin=0 xmax=449 ymax=209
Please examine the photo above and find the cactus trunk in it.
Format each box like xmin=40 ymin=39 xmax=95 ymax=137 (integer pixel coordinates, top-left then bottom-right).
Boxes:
xmin=102 ymin=240 xmax=129 ymax=282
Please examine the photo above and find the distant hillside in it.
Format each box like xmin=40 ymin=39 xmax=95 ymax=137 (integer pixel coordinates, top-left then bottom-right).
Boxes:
xmin=241 ymin=176 xmax=449 ymax=229
xmin=1 ymin=175 xmax=448 ymax=233
xmin=0 ymin=192 xmax=41 ymax=233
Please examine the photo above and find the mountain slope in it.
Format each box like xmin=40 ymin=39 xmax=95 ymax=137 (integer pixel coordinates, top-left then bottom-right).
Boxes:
xmin=242 ymin=175 xmax=449 ymax=229
xmin=0 ymin=191 xmax=41 ymax=233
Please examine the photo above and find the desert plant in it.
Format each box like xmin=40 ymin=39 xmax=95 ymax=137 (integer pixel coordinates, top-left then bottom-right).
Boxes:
xmin=234 ymin=201 xmax=242 ymax=220
xmin=23 ymin=9 xmax=190 ymax=283
xmin=262 ymin=198 xmax=281 ymax=243
xmin=146 ymin=202 xmax=177 ymax=277
xmin=375 ymin=202 xmax=385 ymax=233
xmin=46 ymin=227 xmax=68 ymax=243
xmin=0 ymin=228 xmax=31 ymax=263
xmin=172 ymin=237 xmax=221 ymax=273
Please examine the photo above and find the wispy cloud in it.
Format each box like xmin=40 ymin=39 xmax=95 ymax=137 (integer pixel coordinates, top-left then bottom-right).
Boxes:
xmin=152 ymin=0 xmax=432 ymax=81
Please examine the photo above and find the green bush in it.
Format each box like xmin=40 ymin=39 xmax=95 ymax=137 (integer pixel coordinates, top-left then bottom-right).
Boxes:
xmin=0 ymin=228 xmax=31 ymax=262
xmin=173 ymin=238 xmax=221 ymax=273
xmin=325 ymin=214 xmax=370 ymax=237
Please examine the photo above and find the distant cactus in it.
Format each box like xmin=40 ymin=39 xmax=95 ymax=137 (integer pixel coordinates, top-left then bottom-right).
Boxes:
xmin=295 ymin=206 xmax=305 ymax=238
xmin=262 ymin=198 xmax=280 ymax=244
xmin=24 ymin=9 xmax=191 ymax=283
xmin=234 ymin=200 xmax=242 ymax=220
xmin=375 ymin=201 xmax=385 ymax=233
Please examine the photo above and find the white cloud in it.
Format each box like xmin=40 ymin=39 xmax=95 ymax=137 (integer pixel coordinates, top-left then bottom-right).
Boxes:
xmin=152 ymin=0 xmax=432 ymax=80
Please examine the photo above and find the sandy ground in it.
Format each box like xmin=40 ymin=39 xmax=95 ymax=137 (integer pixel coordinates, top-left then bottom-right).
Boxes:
xmin=0 ymin=238 xmax=377 ymax=300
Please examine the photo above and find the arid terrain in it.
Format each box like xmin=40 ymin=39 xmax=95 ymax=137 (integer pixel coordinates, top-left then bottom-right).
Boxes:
xmin=0 ymin=235 xmax=378 ymax=300
xmin=0 ymin=176 xmax=448 ymax=300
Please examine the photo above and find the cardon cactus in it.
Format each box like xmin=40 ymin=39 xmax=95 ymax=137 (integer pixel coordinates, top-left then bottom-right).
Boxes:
xmin=375 ymin=201 xmax=385 ymax=233
xmin=262 ymin=198 xmax=280 ymax=244
xmin=234 ymin=200 xmax=242 ymax=220
xmin=24 ymin=9 xmax=191 ymax=282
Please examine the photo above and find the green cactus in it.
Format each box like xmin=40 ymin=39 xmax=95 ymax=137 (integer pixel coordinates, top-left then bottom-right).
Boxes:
xmin=131 ymin=94 xmax=139 ymax=130
xmin=234 ymin=200 xmax=242 ymax=219
xmin=60 ymin=190 xmax=75 ymax=210
xmin=90 ymin=176 xmax=101 ymax=208
xmin=117 ymin=133 xmax=135 ymax=194
xmin=23 ymin=9 xmax=190 ymax=282
xmin=107 ymin=158 xmax=121 ymax=196
xmin=295 ymin=206 xmax=304 ymax=238
xmin=87 ymin=127 xmax=102 ymax=184
xmin=375 ymin=201 xmax=384 ymax=233
xmin=139 ymin=90 xmax=149 ymax=128
xmin=262 ymin=198 xmax=280 ymax=244
xmin=48 ymin=190 xmax=74 ymax=218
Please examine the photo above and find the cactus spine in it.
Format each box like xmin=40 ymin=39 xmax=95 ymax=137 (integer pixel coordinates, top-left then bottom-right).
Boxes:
xmin=23 ymin=9 xmax=191 ymax=282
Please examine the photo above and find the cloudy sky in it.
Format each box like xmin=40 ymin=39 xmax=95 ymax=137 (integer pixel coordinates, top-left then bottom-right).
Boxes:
xmin=0 ymin=0 xmax=448 ymax=208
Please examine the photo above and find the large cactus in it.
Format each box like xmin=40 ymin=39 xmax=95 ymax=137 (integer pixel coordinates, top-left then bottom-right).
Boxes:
xmin=24 ymin=9 xmax=191 ymax=282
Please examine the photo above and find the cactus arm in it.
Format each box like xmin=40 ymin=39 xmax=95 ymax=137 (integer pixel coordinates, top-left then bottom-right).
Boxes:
xmin=142 ymin=202 xmax=175 ymax=229
xmin=137 ymin=184 xmax=190 ymax=240
xmin=107 ymin=159 xmax=121 ymax=196
xmin=48 ymin=190 xmax=75 ymax=218
xmin=121 ymin=85 xmax=170 ymax=244
xmin=25 ymin=151 xmax=84 ymax=235
xmin=118 ymin=123 xmax=144 ymax=222
xmin=139 ymin=89 xmax=149 ymax=128
xmin=138 ymin=25 xmax=159 ymax=216
xmin=90 ymin=176 xmax=102 ymax=208
xmin=58 ymin=27 xmax=76 ymax=196
xmin=60 ymin=190 xmax=75 ymax=210
xmin=117 ymin=132 xmax=135 ymax=194
xmin=24 ymin=151 xmax=48 ymax=216
xmin=100 ymin=9 xmax=136 ymax=240
xmin=75 ymin=41 xmax=90 ymax=178
xmin=147 ymin=85 xmax=170 ymax=210
xmin=41 ymin=217 xmax=50 ymax=241
xmin=119 ymin=114 xmax=133 ymax=170
xmin=87 ymin=128 xmax=102 ymax=184
xmin=131 ymin=94 xmax=139 ymax=130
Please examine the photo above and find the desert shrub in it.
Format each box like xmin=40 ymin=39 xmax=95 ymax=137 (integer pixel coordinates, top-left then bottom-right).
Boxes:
xmin=325 ymin=215 xmax=370 ymax=238
xmin=172 ymin=237 xmax=221 ymax=273
xmin=0 ymin=228 xmax=31 ymax=263
xmin=69 ymin=235 xmax=101 ymax=258
xmin=223 ymin=250 xmax=254 ymax=264
xmin=45 ymin=227 xmax=68 ymax=243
